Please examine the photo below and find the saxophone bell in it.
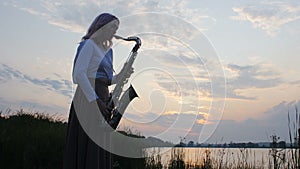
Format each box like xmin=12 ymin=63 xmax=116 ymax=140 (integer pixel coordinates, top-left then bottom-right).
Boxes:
xmin=109 ymin=85 xmax=138 ymax=130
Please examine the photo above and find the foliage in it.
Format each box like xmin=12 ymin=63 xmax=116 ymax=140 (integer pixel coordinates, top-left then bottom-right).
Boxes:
xmin=0 ymin=109 xmax=67 ymax=169
xmin=0 ymin=109 xmax=147 ymax=169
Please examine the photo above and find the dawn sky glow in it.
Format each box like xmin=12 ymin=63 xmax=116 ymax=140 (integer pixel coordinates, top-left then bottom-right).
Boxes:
xmin=1 ymin=0 xmax=300 ymax=143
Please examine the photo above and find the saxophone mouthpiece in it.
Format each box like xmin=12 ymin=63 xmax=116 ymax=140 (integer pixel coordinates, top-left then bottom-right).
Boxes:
xmin=114 ymin=35 xmax=141 ymax=50
xmin=114 ymin=35 xmax=140 ymax=42
xmin=114 ymin=35 xmax=125 ymax=40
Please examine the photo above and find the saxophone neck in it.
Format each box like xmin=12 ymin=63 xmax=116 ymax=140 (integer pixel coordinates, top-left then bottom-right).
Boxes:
xmin=114 ymin=35 xmax=142 ymax=52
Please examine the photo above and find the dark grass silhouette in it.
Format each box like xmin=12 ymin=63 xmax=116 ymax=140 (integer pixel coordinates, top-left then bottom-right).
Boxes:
xmin=2 ymin=107 xmax=300 ymax=169
xmin=0 ymin=109 xmax=66 ymax=169
xmin=0 ymin=109 xmax=147 ymax=169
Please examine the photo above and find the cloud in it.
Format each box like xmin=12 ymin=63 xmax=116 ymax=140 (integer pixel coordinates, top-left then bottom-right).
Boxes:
xmin=5 ymin=0 xmax=212 ymax=34
xmin=0 ymin=63 xmax=72 ymax=98
xmin=0 ymin=96 xmax=68 ymax=119
xmin=122 ymin=110 xmax=207 ymax=142
xmin=5 ymin=0 xmax=220 ymax=104
xmin=150 ymin=54 xmax=299 ymax=102
xmin=154 ymin=75 xmax=210 ymax=101
xmin=123 ymin=99 xmax=296 ymax=143
xmin=225 ymin=63 xmax=282 ymax=100
xmin=231 ymin=1 xmax=300 ymax=36
xmin=184 ymin=100 xmax=300 ymax=143
xmin=153 ymin=60 xmax=284 ymax=101
xmin=139 ymin=47 xmax=221 ymax=99
xmin=290 ymin=80 xmax=300 ymax=87
xmin=227 ymin=63 xmax=280 ymax=82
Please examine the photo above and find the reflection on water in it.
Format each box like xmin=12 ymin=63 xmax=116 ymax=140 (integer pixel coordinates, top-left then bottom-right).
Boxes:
xmin=145 ymin=147 xmax=296 ymax=169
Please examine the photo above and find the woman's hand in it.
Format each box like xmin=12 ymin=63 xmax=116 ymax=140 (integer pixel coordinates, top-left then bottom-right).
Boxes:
xmin=119 ymin=67 xmax=134 ymax=83
xmin=96 ymin=99 xmax=111 ymax=120
xmin=112 ymin=67 xmax=134 ymax=84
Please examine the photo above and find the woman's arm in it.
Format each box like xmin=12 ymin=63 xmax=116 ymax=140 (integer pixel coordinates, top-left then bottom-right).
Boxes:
xmin=73 ymin=40 xmax=98 ymax=102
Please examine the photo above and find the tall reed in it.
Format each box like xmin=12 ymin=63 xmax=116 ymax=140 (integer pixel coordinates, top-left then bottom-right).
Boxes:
xmin=288 ymin=106 xmax=300 ymax=169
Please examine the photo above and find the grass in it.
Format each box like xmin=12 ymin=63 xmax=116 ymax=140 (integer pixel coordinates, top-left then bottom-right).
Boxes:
xmin=287 ymin=106 xmax=300 ymax=169
xmin=0 ymin=109 xmax=67 ymax=169
xmin=1 ymin=106 xmax=300 ymax=169
xmin=142 ymin=106 xmax=300 ymax=169
xmin=0 ymin=109 xmax=146 ymax=169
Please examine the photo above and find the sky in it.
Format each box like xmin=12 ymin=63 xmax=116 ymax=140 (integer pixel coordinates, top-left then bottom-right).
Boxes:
xmin=0 ymin=0 xmax=300 ymax=144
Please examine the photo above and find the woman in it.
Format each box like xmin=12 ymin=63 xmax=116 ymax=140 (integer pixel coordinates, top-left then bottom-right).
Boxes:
xmin=63 ymin=13 xmax=127 ymax=169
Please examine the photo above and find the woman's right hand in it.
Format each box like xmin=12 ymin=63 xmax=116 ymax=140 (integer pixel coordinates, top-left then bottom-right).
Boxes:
xmin=96 ymin=99 xmax=111 ymax=120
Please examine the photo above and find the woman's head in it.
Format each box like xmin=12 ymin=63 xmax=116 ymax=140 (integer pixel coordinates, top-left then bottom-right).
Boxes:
xmin=82 ymin=13 xmax=119 ymax=42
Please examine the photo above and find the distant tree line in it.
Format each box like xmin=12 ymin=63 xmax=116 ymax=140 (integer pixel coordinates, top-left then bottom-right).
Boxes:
xmin=175 ymin=141 xmax=289 ymax=148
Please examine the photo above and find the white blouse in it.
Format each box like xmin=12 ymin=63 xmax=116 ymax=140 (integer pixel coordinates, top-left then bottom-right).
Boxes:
xmin=72 ymin=39 xmax=109 ymax=102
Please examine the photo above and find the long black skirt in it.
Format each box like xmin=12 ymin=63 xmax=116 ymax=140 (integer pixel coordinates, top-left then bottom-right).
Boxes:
xmin=63 ymin=78 xmax=113 ymax=169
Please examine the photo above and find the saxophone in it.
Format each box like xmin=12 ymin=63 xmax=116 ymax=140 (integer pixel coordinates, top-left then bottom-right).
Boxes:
xmin=108 ymin=35 xmax=141 ymax=129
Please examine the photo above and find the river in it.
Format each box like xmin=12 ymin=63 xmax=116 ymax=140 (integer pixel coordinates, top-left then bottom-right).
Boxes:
xmin=145 ymin=147 xmax=298 ymax=168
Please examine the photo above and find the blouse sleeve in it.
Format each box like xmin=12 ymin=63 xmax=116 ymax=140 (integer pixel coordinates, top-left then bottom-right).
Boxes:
xmin=72 ymin=40 xmax=98 ymax=102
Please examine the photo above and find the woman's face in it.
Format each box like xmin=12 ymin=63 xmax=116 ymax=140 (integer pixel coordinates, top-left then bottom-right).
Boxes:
xmin=106 ymin=19 xmax=119 ymax=38
xmin=94 ymin=19 xmax=119 ymax=41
